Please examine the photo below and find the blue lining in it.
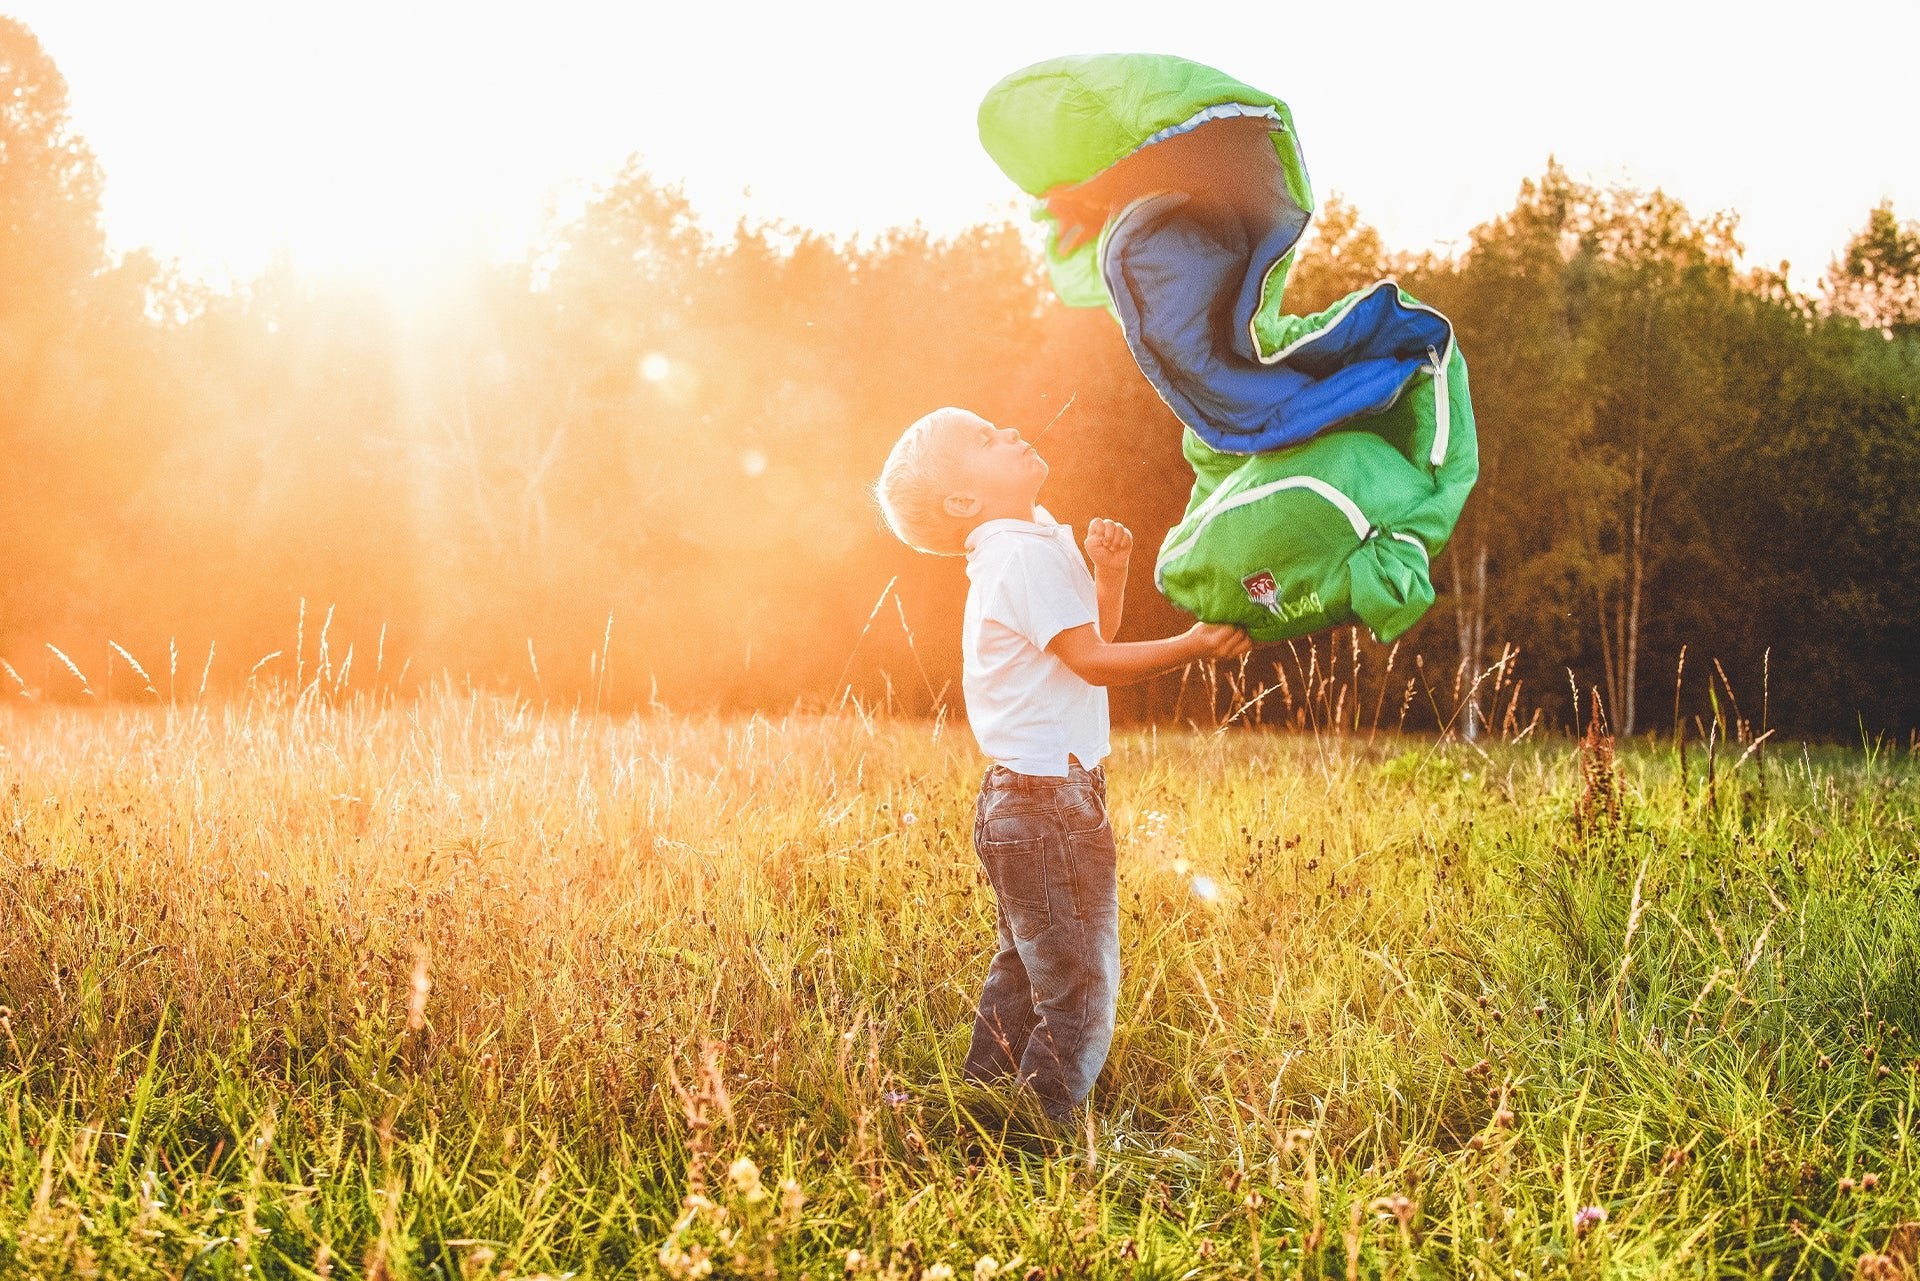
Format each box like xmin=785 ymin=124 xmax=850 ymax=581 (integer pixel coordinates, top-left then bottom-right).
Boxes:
xmin=1101 ymin=192 xmax=1452 ymax=456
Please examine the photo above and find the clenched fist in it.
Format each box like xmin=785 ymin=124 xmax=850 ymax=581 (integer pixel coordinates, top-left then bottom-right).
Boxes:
xmin=1084 ymin=518 xmax=1133 ymax=572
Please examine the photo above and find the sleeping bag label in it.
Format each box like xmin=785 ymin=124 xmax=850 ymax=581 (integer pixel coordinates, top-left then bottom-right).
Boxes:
xmin=1242 ymin=570 xmax=1321 ymax=623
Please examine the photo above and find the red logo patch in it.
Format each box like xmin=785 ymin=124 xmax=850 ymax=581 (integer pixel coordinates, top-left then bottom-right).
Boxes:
xmin=1242 ymin=570 xmax=1279 ymax=611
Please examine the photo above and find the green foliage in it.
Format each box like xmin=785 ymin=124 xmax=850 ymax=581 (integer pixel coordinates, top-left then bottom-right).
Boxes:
xmin=1826 ymin=201 xmax=1920 ymax=336
xmin=0 ymin=20 xmax=1917 ymax=737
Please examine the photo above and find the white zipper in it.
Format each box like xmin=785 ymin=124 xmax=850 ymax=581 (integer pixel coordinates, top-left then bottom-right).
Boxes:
xmin=1250 ymin=278 xmax=1458 ymax=469
xmin=1158 ymin=473 xmax=1372 ymax=579
xmin=1253 ymin=278 xmax=1394 ymax=365
xmin=1136 ymin=102 xmax=1284 ymax=150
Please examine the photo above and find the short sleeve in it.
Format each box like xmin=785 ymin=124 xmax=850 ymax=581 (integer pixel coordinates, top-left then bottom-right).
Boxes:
xmin=982 ymin=538 xmax=1098 ymax=651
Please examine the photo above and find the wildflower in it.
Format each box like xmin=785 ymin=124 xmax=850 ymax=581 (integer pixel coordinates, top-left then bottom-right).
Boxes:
xmin=1493 ymin=1108 xmax=1515 ymax=1129
xmin=1863 ymin=1172 xmax=1881 ymax=1190
xmin=902 ymin=811 xmax=918 ymax=826
xmin=883 ymin=1089 xmax=911 ymax=1107
xmin=1574 ymin=1204 xmax=1607 ymax=1236
xmin=1171 ymin=857 xmax=1191 ymax=876
xmin=973 ymin=1258 xmax=1000 ymax=1281
xmin=845 ymin=1248 xmax=864 ymax=1272
xmin=728 ymin=1156 xmax=767 ymax=1203
xmin=779 ymin=1177 xmax=805 ymax=1216
xmin=925 ymin=1266 xmax=956 ymax=1281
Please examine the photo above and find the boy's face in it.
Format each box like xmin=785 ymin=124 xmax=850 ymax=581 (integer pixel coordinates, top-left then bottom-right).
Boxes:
xmin=934 ymin=410 xmax=1047 ymax=521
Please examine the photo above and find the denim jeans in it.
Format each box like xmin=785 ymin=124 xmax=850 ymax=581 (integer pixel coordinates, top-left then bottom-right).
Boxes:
xmin=962 ymin=761 xmax=1120 ymax=1120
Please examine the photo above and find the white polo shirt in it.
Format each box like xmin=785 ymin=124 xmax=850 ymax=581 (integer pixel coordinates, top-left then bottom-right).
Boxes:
xmin=961 ymin=505 xmax=1111 ymax=777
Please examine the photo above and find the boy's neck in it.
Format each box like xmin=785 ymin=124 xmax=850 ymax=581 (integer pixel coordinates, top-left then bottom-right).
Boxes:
xmin=972 ymin=498 xmax=1041 ymax=528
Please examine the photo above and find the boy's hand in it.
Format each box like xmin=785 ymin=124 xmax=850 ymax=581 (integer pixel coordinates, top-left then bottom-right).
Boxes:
xmin=1183 ymin=622 xmax=1253 ymax=660
xmin=1084 ymin=518 xmax=1133 ymax=572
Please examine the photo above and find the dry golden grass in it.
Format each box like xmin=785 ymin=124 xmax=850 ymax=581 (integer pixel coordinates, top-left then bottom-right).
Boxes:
xmin=2 ymin=689 xmax=1917 ymax=1278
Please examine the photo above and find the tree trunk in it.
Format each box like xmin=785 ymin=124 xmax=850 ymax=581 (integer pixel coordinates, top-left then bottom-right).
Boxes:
xmin=1452 ymin=540 xmax=1488 ymax=740
xmin=1622 ymin=447 xmax=1655 ymax=737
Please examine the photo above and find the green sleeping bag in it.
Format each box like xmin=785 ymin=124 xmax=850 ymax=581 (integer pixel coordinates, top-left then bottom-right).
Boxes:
xmin=978 ymin=53 xmax=1479 ymax=643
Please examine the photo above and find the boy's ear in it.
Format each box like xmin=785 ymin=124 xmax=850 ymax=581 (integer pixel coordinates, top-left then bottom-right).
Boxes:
xmin=943 ymin=491 xmax=981 ymax=519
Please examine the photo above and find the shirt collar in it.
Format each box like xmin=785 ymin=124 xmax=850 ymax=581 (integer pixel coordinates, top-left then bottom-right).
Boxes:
xmin=964 ymin=505 xmax=1063 ymax=555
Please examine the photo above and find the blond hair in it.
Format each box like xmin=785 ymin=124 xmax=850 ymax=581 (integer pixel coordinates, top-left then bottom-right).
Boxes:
xmin=873 ymin=407 xmax=975 ymax=556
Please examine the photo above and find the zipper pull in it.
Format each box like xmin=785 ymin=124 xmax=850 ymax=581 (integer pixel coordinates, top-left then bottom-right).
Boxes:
xmin=1426 ymin=344 xmax=1450 ymax=467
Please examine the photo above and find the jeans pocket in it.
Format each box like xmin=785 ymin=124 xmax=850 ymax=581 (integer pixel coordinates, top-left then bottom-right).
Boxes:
xmin=977 ymin=836 xmax=1051 ymax=941
xmin=1064 ymin=821 xmax=1118 ymax=923
xmin=1059 ymin=781 xmax=1107 ymax=834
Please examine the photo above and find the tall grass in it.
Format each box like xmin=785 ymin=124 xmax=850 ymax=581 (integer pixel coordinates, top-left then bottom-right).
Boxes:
xmin=1 ymin=687 xmax=1917 ymax=1278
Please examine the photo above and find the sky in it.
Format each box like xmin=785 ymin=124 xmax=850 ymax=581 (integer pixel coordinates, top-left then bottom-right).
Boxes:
xmin=10 ymin=0 xmax=1917 ymax=297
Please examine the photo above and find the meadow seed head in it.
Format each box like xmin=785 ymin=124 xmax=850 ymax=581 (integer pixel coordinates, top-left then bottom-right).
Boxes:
xmin=974 ymin=1257 xmax=1001 ymax=1281
xmin=779 ymin=1177 xmax=805 ymax=1217
xmin=925 ymin=1265 xmax=956 ymax=1281
xmin=1574 ymin=1205 xmax=1607 ymax=1235
xmin=407 ymin=945 xmax=431 ymax=1032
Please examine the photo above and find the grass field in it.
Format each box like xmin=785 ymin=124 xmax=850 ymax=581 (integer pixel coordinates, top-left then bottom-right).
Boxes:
xmin=2 ymin=689 xmax=1918 ymax=1279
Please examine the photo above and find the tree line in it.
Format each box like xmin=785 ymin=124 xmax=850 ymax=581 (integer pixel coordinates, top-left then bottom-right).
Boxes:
xmin=2 ymin=18 xmax=1916 ymax=737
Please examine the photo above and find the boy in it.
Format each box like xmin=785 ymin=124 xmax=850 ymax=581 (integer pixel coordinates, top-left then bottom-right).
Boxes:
xmin=873 ymin=405 xmax=1250 ymax=1123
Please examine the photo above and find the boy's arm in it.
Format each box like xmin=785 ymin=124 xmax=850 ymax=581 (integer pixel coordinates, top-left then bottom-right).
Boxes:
xmin=1084 ymin=518 xmax=1131 ymax=641
xmin=1048 ymin=621 xmax=1251 ymax=688
xmin=1095 ymin=570 xmax=1124 ymax=642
